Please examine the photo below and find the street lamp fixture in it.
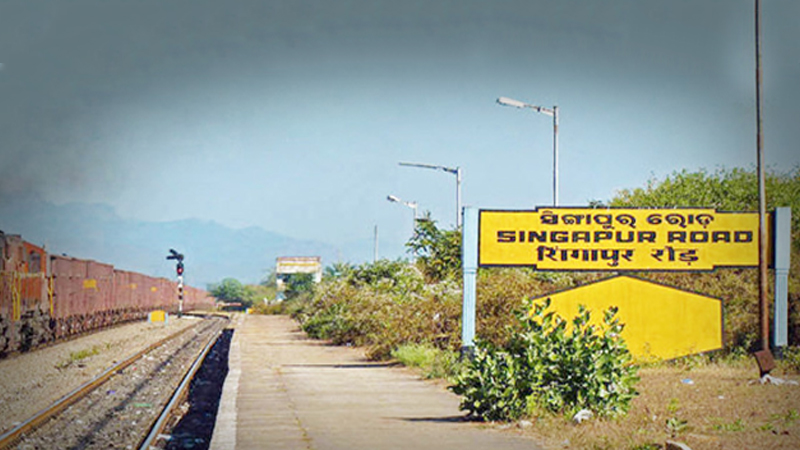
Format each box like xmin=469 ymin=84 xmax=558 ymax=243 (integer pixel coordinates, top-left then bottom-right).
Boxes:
xmin=398 ymin=162 xmax=462 ymax=228
xmin=387 ymin=194 xmax=418 ymax=234
xmin=497 ymin=96 xmax=559 ymax=207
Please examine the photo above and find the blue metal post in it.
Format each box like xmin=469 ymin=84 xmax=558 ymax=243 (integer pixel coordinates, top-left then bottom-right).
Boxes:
xmin=461 ymin=207 xmax=479 ymax=356
xmin=773 ymin=207 xmax=791 ymax=350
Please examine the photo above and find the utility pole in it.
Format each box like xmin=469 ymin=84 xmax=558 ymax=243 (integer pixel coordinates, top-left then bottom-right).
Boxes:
xmin=374 ymin=225 xmax=379 ymax=262
xmin=755 ymin=0 xmax=769 ymax=355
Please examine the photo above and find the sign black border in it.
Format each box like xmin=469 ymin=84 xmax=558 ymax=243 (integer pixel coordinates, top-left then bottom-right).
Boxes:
xmin=477 ymin=207 xmax=762 ymax=272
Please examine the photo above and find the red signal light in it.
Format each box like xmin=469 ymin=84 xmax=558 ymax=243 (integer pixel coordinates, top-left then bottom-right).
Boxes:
xmin=176 ymin=262 xmax=184 ymax=276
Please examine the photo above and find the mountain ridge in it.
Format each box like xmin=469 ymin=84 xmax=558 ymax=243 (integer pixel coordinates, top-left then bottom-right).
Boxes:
xmin=0 ymin=198 xmax=340 ymax=288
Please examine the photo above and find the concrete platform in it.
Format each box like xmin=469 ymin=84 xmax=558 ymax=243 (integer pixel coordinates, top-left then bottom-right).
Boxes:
xmin=209 ymin=314 xmax=542 ymax=450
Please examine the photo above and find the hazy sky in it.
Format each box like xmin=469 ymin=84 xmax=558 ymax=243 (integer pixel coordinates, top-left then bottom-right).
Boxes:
xmin=1 ymin=1 xmax=798 ymax=262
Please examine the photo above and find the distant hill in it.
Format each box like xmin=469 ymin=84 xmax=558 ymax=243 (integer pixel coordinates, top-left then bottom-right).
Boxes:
xmin=0 ymin=198 xmax=340 ymax=288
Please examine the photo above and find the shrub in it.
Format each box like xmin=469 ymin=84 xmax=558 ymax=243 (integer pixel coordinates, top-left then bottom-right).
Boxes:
xmin=780 ymin=346 xmax=800 ymax=374
xmin=295 ymin=260 xmax=463 ymax=359
xmin=249 ymin=301 xmax=285 ymax=315
xmin=449 ymin=344 xmax=527 ymax=421
xmin=450 ymin=298 xmax=639 ymax=421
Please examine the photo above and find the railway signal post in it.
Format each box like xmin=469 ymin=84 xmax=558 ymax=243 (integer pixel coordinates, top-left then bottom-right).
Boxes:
xmin=166 ymin=249 xmax=185 ymax=317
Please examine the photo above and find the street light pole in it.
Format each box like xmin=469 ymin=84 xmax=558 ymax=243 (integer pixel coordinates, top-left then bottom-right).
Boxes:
xmin=497 ymin=96 xmax=559 ymax=207
xmin=387 ymin=194 xmax=418 ymax=235
xmin=553 ymin=105 xmax=559 ymax=208
xmin=398 ymin=162 xmax=462 ymax=228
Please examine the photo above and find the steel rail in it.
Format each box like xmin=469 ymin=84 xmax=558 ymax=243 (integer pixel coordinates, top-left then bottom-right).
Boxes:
xmin=139 ymin=321 xmax=226 ymax=450
xmin=0 ymin=322 xmax=200 ymax=450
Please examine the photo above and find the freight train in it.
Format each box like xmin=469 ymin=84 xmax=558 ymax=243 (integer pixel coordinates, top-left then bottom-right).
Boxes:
xmin=0 ymin=231 xmax=214 ymax=356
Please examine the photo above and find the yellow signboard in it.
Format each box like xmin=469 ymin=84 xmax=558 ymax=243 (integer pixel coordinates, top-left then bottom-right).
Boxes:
xmin=276 ymin=256 xmax=322 ymax=274
xmin=479 ymin=208 xmax=759 ymax=271
xmin=148 ymin=310 xmax=168 ymax=323
xmin=531 ymin=276 xmax=723 ymax=360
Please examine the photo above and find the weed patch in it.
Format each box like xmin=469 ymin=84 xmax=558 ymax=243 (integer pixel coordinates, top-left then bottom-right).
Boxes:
xmin=391 ymin=343 xmax=461 ymax=380
xmin=56 ymin=345 xmax=101 ymax=369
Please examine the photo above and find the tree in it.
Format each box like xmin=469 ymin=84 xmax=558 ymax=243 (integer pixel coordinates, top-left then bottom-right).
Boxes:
xmin=283 ymin=273 xmax=316 ymax=301
xmin=209 ymin=278 xmax=246 ymax=304
xmin=323 ymin=262 xmax=355 ymax=281
xmin=610 ymin=167 xmax=800 ymax=250
xmin=406 ymin=213 xmax=461 ymax=282
xmin=611 ymin=167 xmax=797 ymax=209
xmin=261 ymin=270 xmax=278 ymax=288
xmin=243 ymin=283 xmax=275 ymax=306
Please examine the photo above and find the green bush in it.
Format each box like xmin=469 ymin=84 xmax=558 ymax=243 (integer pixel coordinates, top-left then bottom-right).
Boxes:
xmin=301 ymin=303 xmax=357 ymax=342
xmin=249 ymin=301 xmax=285 ymax=315
xmin=297 ymin=282 xmax=372 ymax=345
xmin=780 ymin=346 xmax=800 ymax=374
xmin=294 ymin=259 xmax=463 ymax=359
xmin=450 ymin=298 xmax=639 ymax=421
xmin=450 ymin=345 xmax=526 ymax=421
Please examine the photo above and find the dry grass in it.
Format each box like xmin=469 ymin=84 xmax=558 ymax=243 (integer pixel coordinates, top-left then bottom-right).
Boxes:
xmin=506 ymin=359 xmax=800 ymax=450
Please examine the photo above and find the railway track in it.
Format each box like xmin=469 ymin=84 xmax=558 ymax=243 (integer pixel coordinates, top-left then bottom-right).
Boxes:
xmin=0 ymin=315 xmax=229 ymax=450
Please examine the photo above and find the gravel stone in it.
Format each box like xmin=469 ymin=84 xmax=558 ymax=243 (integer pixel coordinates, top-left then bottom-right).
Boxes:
xmin=0 ymin=316 xmax=200 ymax=434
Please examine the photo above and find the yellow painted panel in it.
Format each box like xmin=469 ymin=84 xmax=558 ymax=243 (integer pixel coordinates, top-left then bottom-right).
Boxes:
xmin=150 ymin=286 xmax=158 ymax=292
xmin=532 ymin=276 xmax=722 ymax=360
xmin=83 ymin=279 xmax=98 ymax=290
xmin=148 ymin=310 xmax=168 ymax=323
xmin=480 ymin=208 xmax=758 ymax=270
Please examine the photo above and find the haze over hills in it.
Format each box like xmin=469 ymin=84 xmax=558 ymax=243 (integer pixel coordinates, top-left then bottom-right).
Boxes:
xmin=0 ymin=198 xmax=342 ymax=289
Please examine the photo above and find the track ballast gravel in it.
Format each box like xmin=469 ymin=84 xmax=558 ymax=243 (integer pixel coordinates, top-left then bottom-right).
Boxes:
xmin=13 ymin=317 xmax=226 ymax=450
xmin=0 ymin=316 xmax=203 ymax=436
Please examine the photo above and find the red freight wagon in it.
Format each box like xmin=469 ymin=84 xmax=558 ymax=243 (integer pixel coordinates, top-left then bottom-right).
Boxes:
xmin=158 ymin=277 xmax=176 ymax=312
xmin=113 ymin=269 xmax=133 ymax=313
xmin=128 ymin=272 xmax=146 ymax=313
xmin=3 ymin=231 xmax=211 ymax=355
xmin=50 ymin=255 xmax=86 ymax=337
xmin=86 ymin=260 xmax=114 ymax=327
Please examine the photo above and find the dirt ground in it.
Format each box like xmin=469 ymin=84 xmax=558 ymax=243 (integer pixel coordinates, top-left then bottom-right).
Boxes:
xmin=508 ymin=362 xmax=800 ymax=450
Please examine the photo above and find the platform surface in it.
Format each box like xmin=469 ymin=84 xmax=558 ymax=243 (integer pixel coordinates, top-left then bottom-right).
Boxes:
xmin=210 ymin=314 xmax=542 ymax=450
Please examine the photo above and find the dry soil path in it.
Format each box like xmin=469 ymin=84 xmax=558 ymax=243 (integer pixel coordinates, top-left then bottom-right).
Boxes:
xmin=210 ymin=314 xmax=543 ymax=450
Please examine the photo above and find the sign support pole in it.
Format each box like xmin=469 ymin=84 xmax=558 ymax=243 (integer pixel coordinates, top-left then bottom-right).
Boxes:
xmin=773 ymin=207 xmax=791 ymax=352
xmin=461 ymin=207 xmax=479 ymax=357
